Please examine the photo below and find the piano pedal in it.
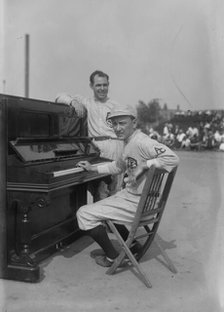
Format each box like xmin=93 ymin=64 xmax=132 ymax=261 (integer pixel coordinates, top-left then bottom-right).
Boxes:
xmin=55 ymin=241 xmax=64 ymax=251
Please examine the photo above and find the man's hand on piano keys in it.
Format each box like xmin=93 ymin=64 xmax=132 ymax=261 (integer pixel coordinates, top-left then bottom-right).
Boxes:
xmin=77 ymin=161 xmax=97 ymax=172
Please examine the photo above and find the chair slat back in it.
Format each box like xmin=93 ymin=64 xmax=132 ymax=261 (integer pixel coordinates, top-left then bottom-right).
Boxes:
xmin=142 ymin=171 xmax=164 ymax=215
xmin=133 ymin=166 xmax=177 ymax=228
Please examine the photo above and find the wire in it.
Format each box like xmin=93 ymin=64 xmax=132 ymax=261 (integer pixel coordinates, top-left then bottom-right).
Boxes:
xmin=170 ymin=25 xmax=193 ymax=108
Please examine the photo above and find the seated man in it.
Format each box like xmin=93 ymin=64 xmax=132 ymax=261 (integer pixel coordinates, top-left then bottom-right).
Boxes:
xmin=76 ymin=105 xmax=179 ymax=267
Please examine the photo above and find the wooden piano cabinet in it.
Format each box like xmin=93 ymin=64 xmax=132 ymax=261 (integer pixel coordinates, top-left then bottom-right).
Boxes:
xmin=6 ymin=184 xmax=87 ymax=282
xmin=0 ymin=101 xmax=8 ymax=280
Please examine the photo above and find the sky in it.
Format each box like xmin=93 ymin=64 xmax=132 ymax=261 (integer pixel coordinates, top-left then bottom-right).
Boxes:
xmin=1 ymin=0 xmax=224 ymax=111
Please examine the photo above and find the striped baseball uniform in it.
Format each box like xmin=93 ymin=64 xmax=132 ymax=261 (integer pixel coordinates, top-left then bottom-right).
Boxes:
xmin=71 ymin=95 xmax=124 ymax=161
xmin=77 ymin=129 xmax=179 ymax=230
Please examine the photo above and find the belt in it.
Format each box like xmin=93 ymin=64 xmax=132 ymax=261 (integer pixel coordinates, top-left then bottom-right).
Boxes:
xmin=91 ymin=136 xmax=122 ymax=141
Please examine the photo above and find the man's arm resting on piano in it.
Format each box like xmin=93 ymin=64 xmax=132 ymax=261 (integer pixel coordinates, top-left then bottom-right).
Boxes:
xmin=55 ymin=93 xmax=86 ymax=118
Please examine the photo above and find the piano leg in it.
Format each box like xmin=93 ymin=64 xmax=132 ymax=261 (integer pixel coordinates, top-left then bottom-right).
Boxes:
xmin=7 ymin=199 xmax=40 ymax=282
xmin=15 ymin=200 xmax=36 ymax=266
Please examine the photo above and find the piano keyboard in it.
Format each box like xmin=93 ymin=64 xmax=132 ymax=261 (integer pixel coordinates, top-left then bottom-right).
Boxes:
xmin=53 ymin=166 xmax=84 ymax=177
xmin=53 ymin=162 xmax=110 ymax=177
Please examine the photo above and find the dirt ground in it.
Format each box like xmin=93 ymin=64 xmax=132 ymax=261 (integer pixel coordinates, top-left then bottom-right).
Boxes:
xmin=1 ymin=150 xmax=224 ymax=312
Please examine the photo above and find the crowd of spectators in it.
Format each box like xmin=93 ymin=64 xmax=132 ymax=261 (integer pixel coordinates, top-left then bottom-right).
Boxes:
xmin=148 ymin=110 xmax=224 ymax=152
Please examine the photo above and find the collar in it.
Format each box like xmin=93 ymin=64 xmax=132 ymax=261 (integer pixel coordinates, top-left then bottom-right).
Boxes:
xmin=94 ymin=96 xmax=109 ymax=103
xmin=125 ymin=129 xmax=140 ymax=144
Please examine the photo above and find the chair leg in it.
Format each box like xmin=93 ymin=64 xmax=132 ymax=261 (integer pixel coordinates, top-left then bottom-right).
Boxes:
xmin=106 ymin=221 xmax=152 ymax=288
xmin=154 ymin=234 xmax=177 ymax=274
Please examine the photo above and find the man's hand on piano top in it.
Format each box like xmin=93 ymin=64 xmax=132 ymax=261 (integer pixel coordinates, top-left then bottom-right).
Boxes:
xmin=77 ymin=161 xmax=96 ymax=172
xmin=71 ymin=99 xmax=86 ymax=118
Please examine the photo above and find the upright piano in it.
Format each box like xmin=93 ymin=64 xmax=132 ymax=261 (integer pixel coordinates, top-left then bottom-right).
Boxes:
xmin=0 ymin=94 xmax=111 ymax=282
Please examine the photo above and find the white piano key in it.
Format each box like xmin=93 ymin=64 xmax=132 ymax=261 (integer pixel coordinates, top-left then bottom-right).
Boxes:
xmin=53 ymin=162 xmax=110 ymax=177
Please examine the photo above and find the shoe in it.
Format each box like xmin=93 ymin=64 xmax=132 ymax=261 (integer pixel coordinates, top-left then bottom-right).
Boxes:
xmin=130 ymin=241 xmax=142 ymax=257
xmin=90 ymin=249 xmax=105 ymax=259
xmin=95 ymin=255 xmax=114 ymax=267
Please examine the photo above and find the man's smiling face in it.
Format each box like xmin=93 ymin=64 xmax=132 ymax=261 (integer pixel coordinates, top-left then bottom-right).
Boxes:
xmin=90 ymin=74 xmax=109 ymax=102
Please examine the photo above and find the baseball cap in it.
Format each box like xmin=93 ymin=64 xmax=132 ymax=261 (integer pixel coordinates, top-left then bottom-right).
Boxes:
xmin=107 ymin=105 xmax=137 ymax=120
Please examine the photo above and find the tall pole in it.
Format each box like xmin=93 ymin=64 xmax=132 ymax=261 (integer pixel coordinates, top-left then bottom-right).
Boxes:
xmin=25 ymin=34 xmax=29 ymax=98
xmin=2 ymin=80 xmax=6 ymax=93
xmin=0 ymin=101 xmax=7 ymax=277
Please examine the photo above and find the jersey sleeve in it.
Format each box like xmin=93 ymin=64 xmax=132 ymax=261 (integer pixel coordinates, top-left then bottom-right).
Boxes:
xmin=71 ymin=95 xmax=90 ymax=108
xmin=97 ymin=160 xmax=123 ymax=175
xmin=139 ymin=137 xmax=179 ymax=172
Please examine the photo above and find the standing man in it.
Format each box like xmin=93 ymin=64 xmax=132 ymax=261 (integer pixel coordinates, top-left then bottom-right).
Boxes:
xmin=76 ymin=105 xmax=179 ymax=267
xmin=56 ymin=70 xmax=124 ymax=200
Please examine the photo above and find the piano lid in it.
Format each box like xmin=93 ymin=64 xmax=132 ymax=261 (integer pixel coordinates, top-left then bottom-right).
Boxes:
xmin=0 ymin=93 xmax=88 ymax=141
xmin=9 ymin=137 xmax=100 ymax=163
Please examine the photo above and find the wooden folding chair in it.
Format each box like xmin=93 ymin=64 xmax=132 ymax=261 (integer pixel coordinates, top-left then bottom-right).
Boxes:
xmin=105 ymin=166 xmax=178 ymax=288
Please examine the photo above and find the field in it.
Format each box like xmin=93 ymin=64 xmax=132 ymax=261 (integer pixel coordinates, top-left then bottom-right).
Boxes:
xmin=1 ymin=150 xmax=224 ymax=312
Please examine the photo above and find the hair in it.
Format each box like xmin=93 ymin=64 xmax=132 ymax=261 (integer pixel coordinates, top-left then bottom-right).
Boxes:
xmin=89 ymin=70 xmax=109 ymax=85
